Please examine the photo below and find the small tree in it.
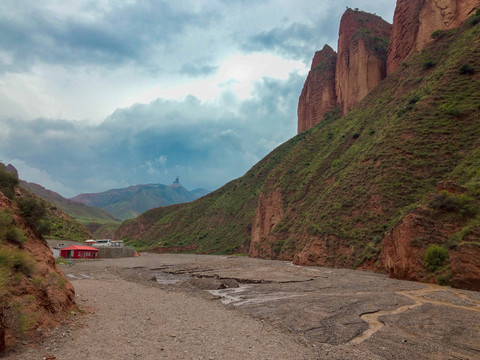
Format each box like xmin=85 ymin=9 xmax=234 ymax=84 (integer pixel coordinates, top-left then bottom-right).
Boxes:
xmin=424 ymin=244 xmax=449 ymax=272
xmin=0 ymin=168 xmax=18 ymax=200
xmin=16 ymin=198 xmax=47 ymax=232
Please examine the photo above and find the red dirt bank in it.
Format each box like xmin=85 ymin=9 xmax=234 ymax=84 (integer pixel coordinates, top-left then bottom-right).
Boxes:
xmin=0 ymin=191 xmax=75 ymax=352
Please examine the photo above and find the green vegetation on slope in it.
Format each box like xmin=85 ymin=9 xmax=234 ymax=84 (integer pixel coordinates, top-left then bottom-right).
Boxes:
xmin=92 ymin=221 xmax=121 ymax=239
xmin=0 ymin=165 xmax=90 ymax=242
xmin=0 ymin=185 xmax=75 ymax=350
xmin=9 ymin=185 xmax=92 ymax=242
xmin=118 ymin=139 xmax=300 ymax=253
xmin=20 ymin=181 xmax=119 ymax=226
xmin=116 ymin=19 xmax=480 ymax=264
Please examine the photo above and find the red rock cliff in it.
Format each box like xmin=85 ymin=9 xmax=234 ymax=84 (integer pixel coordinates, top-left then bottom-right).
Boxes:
xmin=297 ymin=45 xmax=337 ymax=133
xmin=336 ymin=9 xmax=392 ymax=114
xmin=249 ymin=188 xmax=284 ymax=258
xmin=380 ymin=201 xmax=480 ymax=290
xmin=387 ymin=0 xmax=479 ymax=74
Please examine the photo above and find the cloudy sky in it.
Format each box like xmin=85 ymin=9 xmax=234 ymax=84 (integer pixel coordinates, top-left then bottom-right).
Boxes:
xmin=0 ymin=0 xmax=395 ymax=198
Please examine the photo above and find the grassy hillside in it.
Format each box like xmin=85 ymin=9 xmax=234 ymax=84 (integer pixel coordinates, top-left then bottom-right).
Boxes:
xmin=0 ymin=165 xmax=92 ymax=242
xmin=116 ymin=17 xmax=480 ymax=262
xmin=92 ymin=221 xmax=121 ymax=239
xmin=117 ymin=140 xmax=298 ymax=252
xmin=21 ymin=181 xmax=119 ymax=226
xmin=16 ymin=188 xmax=93 ymax=242
xmin=0 ymin=183 xmax=75 ymax=352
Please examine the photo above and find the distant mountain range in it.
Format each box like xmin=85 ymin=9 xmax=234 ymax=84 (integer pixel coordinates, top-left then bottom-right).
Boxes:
xmin=71 ymin=180 xmax=209 ymax=220
xmin=20 ymin=180 xmax=119 ymax=224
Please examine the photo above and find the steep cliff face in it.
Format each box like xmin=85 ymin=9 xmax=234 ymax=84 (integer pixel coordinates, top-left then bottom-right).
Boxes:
xmin=450 ymin=244 xmax=480 ymax=291
xmin=293 ymin=234 xmax=356 ymax=268
xmin=380 ymin=185 xmax=480 ymax=288
xmin=0 ymin=191 xmax=75 ymax=352
xmin=336 ymin=9 xmax=391 ymax=114
xmin=297 ymin=45 xmax=337 ymax=133
xmin=387 ymin=0 xmax=479 ymax=74
xmin=249 ymin=188 xmax=284 ymax=257
xmin=380 ymin=209 xmax=451 ymax=281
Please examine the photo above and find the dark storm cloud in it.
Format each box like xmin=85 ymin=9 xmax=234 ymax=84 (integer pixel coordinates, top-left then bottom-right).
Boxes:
xmin=242 ymin=23 xmax=317 ymax=56
xmin=1 ymin=73 xmax=303 ymax=196
xmin=0 ymin=1 xmax=217 ymax=71
xmin=240 ymin=15 xmax=340 ymax=63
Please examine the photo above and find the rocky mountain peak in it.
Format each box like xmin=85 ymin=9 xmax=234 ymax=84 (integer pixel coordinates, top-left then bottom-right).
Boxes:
xmin=335 ymin=9 xmax=392 ymax=114
xmin=297 ymin=45 xmax=337 ymax=133
xmin=298 ymin=9 xmax=392 ymax=134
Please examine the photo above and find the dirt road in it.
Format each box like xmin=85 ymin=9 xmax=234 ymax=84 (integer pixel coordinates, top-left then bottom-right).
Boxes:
xmin=6 ymin=253 xmax=480 ymax=359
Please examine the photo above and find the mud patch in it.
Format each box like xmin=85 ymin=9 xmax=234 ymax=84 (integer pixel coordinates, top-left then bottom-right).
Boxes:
xmin=208 ymin=286 xmax=251 ymax=305
xmin=154 ymin=272 xmax=189 ymax=285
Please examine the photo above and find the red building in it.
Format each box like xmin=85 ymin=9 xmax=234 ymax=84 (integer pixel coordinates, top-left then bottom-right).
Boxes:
xmin=60 ymin=245 xmax=99 ymax=259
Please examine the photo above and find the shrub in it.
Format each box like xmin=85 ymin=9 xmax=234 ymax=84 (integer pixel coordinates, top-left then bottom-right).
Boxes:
xmin=424 ymin=244 xmax=449 ymax=272
xmin=0 ymin=168 xmax=18 ymax=200
xmin=408 ymin=96 xmax=421 ymax=105
xmin=431 ymin=30 xmax=443 ymax=40
xmin=423 ymin=59 xmax=436 ymax=70
xmin=16 ymin=198 xmax=46 ymax=231
xmin=5 ymin=227 xmax=26 ymax=244
xmin=459 ymin=64 xmax=475 ymax=75
xmin=35 ymin=220 xmax=51 ymax=235
xmin=0 ymin=248 xmax=10 ymax=267
xmin=440 ymin=103 xmax=462 ymax=116
xmin=0 ymin=211 xmax=13 ymax=231
xmin=467 ymin=9 xmax=480 ymax=26
xmin=0 ymin=301 xmax=34 ymax=337
xmin=0 ymin=248 xmax=35 ymax=276
xmin=331 ymin=159 xmax=341 ymax=168
xmin=429 ymin=192 xmax=478 ymax=217
xmin=431 ymin=28 xmax=457 ymax=40
xmin=30 ymin=277 xmax=43 ymax=287
xmin=435 ymin=271 xmax=450 ymax=286
xmin=0 ymin=268 xmax=8 ymax=295
xmin=430 ymin=192 xmax=458 ymax=211
xmin=10 ymin=250 xmax=36 ymax=276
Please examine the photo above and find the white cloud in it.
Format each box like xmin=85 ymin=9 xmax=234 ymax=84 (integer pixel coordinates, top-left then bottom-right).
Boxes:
xmin=9 ymin=159 xmax=77 ymax=197
xmin=144 ymin=156 xmax=168 ymax=175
